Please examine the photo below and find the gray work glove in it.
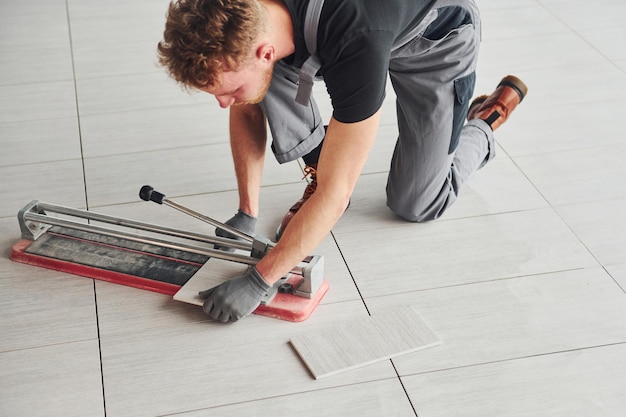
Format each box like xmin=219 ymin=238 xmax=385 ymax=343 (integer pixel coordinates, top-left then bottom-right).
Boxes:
xmin=198 ymin=267 xmax=270 ymax=323
xmin=214 ymin=210 xmax=257 ymax=252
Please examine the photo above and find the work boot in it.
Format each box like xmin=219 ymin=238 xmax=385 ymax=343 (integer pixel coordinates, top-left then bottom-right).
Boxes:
xmin=467 ymin=75 xmax=528 ymax=131
xmin=276 ymin=164 xmax=318 ymax=240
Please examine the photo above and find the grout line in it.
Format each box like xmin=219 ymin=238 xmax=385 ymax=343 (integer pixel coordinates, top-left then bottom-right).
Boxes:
xmin=390 ymin=360 xmax=420 ymax=417
xmin=401 ymin=341 xmax=626 ymax=378
xmin=63 ymin=0 xmax=89 ymax=211
xmin=330 ymin=231 xmax=372 ymax=316
xmin=64 ymin=1 xmax=106 ymax=415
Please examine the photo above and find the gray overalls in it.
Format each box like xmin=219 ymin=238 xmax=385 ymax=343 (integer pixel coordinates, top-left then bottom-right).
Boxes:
xmin=259 ymin=0 xmax=493 ymax=222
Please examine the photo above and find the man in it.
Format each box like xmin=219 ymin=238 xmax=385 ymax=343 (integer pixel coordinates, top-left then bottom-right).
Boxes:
xmin=158 ymin=0 xmax=527 ymax=322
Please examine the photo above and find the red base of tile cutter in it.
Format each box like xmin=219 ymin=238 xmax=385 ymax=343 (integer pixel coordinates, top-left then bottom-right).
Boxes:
xmin=11 ymin=199 xmax=329 ymax=323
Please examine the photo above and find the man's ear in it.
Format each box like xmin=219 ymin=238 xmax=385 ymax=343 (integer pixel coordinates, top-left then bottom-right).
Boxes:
xmin=256 ymin=43 xmax=275 ymax=63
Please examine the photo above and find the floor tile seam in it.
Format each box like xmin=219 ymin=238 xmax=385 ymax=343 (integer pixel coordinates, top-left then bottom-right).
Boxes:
xmin=396 ymin=340 xmax=626 ymax=379
xmin=389 ymin=360 xmax=419 ymax=417
xmin=150 ymin=377 xmax=402 ymax=416
xmin=329 ymin=231 xmax=372 ymax=316
xmin=0 ymin=156 xmax=84 ymax=170
xmin=537 ymin=9 xmax=626 ymax=73
xmin=535 ymin=0 xmax=626 ymax=33
xmin=543 ymin=199 xmax=621 ymax=268
xmin=80 ymin=141 xmax=231 ymax=161
xmin=0 ymin=336 xmax=100 ymax=355
xmin=75 ymin=101 xmax=213 ymax=119
xmin=358 ymin=266 xmax=592 ymax=299
xmin=73 ymin=69 xmax=166 ymax=83
xmin=331 ymin=206 xmax=554 ymax=237
xmin=602 ymin=265 xmax=626 ymax=296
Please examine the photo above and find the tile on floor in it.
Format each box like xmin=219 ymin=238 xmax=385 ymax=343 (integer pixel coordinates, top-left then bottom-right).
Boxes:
xmin=0 ymin=81 xmax=77 ymax=124
xmin=539 ymin=0 xmax=626 ymax=32
xmin=79 ymin=103 xmax=229 ymax=158
xmin=365 ymin=267 xmax=626 ymax=375
xmin=514 ymin=144 xmax=626 ymax=206
xmin=0 ymin=160 xmax=87 ymax=218
xmin=0 ymin=269 xmax=97 ymax=352
xmin=403 ymin=343 xmax=626 ymax=417
xmin=335 ymin=208 xmax=597 ymax=298
xmin=83 ymin=144 xmax=303 ymax=206
xmin=0 ymin=118 xmax=82 ymax=167
xmin=606 ymin=263 xmax=626 ymax=292
xmin=99 ymin=302 xmax=394 ymax=417
xmin=579 ymin=25 xmax=626 ymax=62
xmin=0 ymin=340 xmax=104 ymax=417
xmin=500 ymin=97 xmax=626 ymax=157
xmin=556 ymin=198 xmax=626 ymax=265
xmin=333 ymin=153 xmax=548 ymax=234
xmin=75 ymin=72 xmax=210 ymax=117
xmin=172 ymin=379 xmax=416 ymax=417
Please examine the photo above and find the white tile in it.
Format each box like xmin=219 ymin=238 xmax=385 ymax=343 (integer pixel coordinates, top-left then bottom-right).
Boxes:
xmin=0 ymin=47 xmax=73 ymax=86
xmin=67 ymin=0 xmax=171 ymax=48
xmin=79 ymin=103 xmax=229 ymax=158
xmin=514 ymin=144 xmax=626 ymax=206
xmin=475 ymin=61 xmax=626 ymax=114
xmin=100 ymin=302 xmax=396 ymax=417
xmin=83 ymin=144 xmax=303 ymax=206
xmin=0 ymin=81 xmax=77 ymax=123
xmin=540 ymin=0 xmax=626 ymax=32
xmin=0 ymin=2 xmax=70 ymax=51
xmin=290 ymin=307 xmax=440 ymax=379
xmin=500 ymin=97 xmax=626 ymax=157
xmin=73 ymin=41 xmax=163 ymax=80
xmin=0 ymin=118 xmax=81 ymax=167
xmin=335 ymin=156 xmax=547 ymax=234
xmin=402 ymin=343 xmax=626 ymax=417
xmin=335 ymin=208 xmax=597 ymax=297
xmin=365 ymin=267 xmax=626 ymax=375
xmin=0 ymin=340 xmax=104 ymax=417
xmin=0 ymin=270 xmax=97 ymax=352
xmin=477 ymin=31 xmax=606 ymax=74
xmin=173 ymin=379 xmax=416 ymax=417
xmin=606 ymin=263 xmax=626 ymax=292
xmin=75 ymin=72 xmax=211 ymax=116
xmin=0 ymin=160 xmax=87 ymax=218
xmin=94 ymin=279 xmax=208 ymax=338
xmin=556 ymin=198 xmax=626 ymax=265
xmin=479 ymin=5 xmax=570 ymax=41
xmin=580 ymin=25 xmax=626 ymax=61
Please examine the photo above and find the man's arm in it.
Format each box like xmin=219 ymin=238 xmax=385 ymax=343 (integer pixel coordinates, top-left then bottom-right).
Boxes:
xmin=256 ymin=109 xmax=382 ymax=284
xmin=229 ymin=104 xmax=267 ymax=217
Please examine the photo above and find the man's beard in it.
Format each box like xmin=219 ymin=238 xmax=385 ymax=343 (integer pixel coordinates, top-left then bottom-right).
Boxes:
xmin=234 ymin=65 xmax=273 ymax=106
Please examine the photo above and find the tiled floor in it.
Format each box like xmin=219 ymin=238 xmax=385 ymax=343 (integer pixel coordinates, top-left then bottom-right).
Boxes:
xmin=2 ymin=0 xmax=626 ymax=416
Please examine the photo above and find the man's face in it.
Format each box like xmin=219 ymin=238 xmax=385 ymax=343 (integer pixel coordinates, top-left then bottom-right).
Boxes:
xmin=200 ymin=61 xmax=273 ymax=108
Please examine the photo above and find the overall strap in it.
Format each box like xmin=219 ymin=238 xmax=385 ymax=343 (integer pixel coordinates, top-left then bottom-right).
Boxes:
xmin=295 ymin=0 xmax=325 ymax=105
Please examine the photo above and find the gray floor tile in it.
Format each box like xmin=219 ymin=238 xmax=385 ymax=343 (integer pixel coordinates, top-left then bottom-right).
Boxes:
xmin=365 ymin=267 xmax=626 ymax=375
xmin=403 ymin=343 xmax=626 ymax=417
xmin=335 ymin=208 xmax=597 ymax=298
xmin=0 ymin=340 xmax=104 ymax=417
xmin=556 ymin=198 xmax=626 ymax=265
xmin=170 ymin=379 xmax=416 ymax=417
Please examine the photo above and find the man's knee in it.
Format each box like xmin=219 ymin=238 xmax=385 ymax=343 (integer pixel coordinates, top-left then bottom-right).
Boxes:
xmin=387 ymin=199 xmax=449 ymax=223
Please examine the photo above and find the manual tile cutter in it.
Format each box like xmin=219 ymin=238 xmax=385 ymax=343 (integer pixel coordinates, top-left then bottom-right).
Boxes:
xmin=10 ymin=186 xmax=329 ymax=322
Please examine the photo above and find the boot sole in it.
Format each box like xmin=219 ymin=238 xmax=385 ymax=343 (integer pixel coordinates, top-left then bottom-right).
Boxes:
xmin=498 ymin=75 xmax=528 ymax=102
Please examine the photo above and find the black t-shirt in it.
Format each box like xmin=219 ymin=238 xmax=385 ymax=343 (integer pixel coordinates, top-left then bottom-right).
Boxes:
xmin=281 ymin=0 xmax=468 ymax=123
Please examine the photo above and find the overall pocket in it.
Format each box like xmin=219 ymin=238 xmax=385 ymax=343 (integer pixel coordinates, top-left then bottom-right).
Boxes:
xmin=449 ymin=71 xmax=476 ymax=154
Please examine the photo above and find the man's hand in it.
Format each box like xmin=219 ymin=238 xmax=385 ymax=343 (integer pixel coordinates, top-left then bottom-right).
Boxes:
xmin=198 ymin=267 xmax=270 ymax=323
xmin=215 ymin=210 xmax=257 ymax=252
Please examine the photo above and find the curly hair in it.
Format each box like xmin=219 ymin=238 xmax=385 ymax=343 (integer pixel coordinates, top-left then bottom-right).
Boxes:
xmin=157 ymin=0 xmax=266 ymax=89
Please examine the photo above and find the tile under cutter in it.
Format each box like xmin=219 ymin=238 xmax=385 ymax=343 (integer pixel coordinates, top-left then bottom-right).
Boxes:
xmin=10 ymin=185 xmax=329 ymax=322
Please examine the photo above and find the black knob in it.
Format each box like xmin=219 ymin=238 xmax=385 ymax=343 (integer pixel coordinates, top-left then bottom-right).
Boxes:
xmin=139 ymin=185 xmax=165 ymax=204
